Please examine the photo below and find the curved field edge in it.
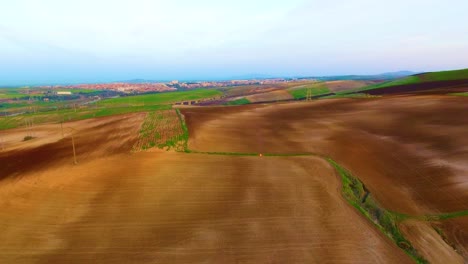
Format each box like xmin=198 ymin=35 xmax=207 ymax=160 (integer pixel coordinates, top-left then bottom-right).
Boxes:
xmin=171 ymin=111 xmax=468 ymax=263
xmin=182 ymin=150 xmax=429 ymax=263
xmin=180 ymin=149 xmax=468 ymax=263
xmin=326 ymin=158 xmax=427 ymax=263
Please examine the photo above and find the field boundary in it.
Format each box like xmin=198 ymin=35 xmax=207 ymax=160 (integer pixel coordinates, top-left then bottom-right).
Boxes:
xmin=174 ymin=109 xmax=468 ymax=263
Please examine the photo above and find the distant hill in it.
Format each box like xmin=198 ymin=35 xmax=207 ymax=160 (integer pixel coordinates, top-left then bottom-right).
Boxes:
xmin=342 ymin=68 xmax=468 ymax=95
xmin=310 ymin=71 xmax=417 ymax=81
xmin=378 ymin=71 xmax=416 ymax=78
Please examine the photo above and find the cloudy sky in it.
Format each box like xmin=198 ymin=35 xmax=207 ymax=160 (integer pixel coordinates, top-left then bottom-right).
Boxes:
xmin=1 ymin=0 xmax=468 ymax=85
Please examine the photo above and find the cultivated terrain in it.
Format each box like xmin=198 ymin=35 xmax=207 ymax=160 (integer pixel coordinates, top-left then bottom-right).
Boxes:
xmin=1 ymin=69 xmax=467 ymax=263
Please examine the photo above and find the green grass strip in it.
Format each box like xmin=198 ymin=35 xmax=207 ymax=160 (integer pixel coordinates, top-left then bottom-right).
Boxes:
xmin=175 ymin=108 xmax=189 ymax=152
xmin=326 ymin=158 xmax=428 ymax=263
xmin=225 ymin=98 xmax=250 ymax=105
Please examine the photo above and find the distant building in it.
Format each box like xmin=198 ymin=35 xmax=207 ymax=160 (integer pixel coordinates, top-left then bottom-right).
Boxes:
xmin=57 ymin=91 xmax=72 ymax=95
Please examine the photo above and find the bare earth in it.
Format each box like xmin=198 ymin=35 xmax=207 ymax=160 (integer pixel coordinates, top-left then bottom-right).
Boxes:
xmin=184 ymin=96 xmax=468 ymax=215
xmin=325 ymin=80 xmax=376 ymax=92
xmin=400 ymin=220 xmax=464 ymax=263
xmin=1 ymin=94 xmax=467 ymax=263
xmin=245 ymin=90 xmax=293 ymax=103
xmin=0 ymin=112 xmax=412 ymax=263
xmin=183 ymin=95 xmax=468 ymax=262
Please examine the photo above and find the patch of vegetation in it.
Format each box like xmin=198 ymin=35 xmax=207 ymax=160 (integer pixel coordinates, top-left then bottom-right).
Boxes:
xmin=432 ymin=225 xmax=459 ymax=252
xmin=450 ymin=92 xmax=468 ymax=97
xmin=23 ymin=136 xmax=35 ymax=141
xmin=288 ymin=83 xmax=330 ymax=99
xmin=0 ymin=104 xmax=171 ymax=131
xmin=100 ymin=89 xmax=222 ymax=107
xmin=338 ymin=76 xmax=422 ymax=94
xmin=175 ymin=109 xmax=189 ymax=152
xmin=64 ymin=89 xmax=103 ymax=94
xmin=419 ymin=68 xmax=468 ymax=82
xmin=340 ymin=68 xmax=468 ymax=95
xmin=133 ymin=110 xmax=186 ymax=152
xmin=321 ymin=93 xmax=380 ymax=99
xmin=326 ymin=158 xmax=427 ymax=264
xmin=225 ymin=98 xmax=250 ymax=105
xmin=427 ymin=210 xmax=468 ymax=220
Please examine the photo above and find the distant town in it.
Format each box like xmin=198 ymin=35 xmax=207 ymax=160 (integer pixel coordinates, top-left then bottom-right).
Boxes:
xmin=37 ymin=79 xmax=293 ymax=94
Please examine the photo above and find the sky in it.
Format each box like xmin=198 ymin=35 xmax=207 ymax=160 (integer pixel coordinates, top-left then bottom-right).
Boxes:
xmin=1 ymin=0 xmax=468 ymax=85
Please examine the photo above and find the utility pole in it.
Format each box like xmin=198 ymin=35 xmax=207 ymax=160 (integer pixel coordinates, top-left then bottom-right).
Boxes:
xmin=30 ymin=117 xmax=34 ymax=137
xmin=66 ymin=127 xmax=78 ymax=165
xmin=0 ymin=134 xmax=4 ymax=151
xmin=60 ymin=121 xmax=64 ymax=138
xmin=306 ymin=88 xmax=312 ymax=101
xmin=71 ymin=133 xmax=77 ymax=165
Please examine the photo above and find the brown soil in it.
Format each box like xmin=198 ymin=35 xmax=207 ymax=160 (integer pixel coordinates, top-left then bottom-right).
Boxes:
xmin=2 ymin=94 xmax=467 ymax=263
xmin=325 ymin=80 xmax=377 ymax=92
xmin=183 ymin=95 xmax=468 ymax=262
xmin=245 ymin=90 xmax=293 ymax=103
xmin=400 ymin=220 xmax=464 ymax=263
xmin=433 ymin=216 xmax=468 ymax=259
xmin=0 ymin=113 xmax=146 ymax=180
xmin=183 ymin=96 xmax=468 ymax=215
xmin=362 ymin=79 xmax=468 ymax=95
xmin=0 ymin=106 xmax=414 ymax=263
xmin=0 ymin=152 xmax=411 ymax=263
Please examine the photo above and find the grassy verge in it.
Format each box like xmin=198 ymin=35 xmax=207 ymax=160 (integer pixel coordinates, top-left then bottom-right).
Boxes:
xmin=425 ymin=210 xmax=468 ymax=221
xmin=175 ymin=109 xmax=189 ymax=152
xmin=100 ymin=89 xmax=222 ymax=107
xmin=450 ymin=92 xmax=468 ymax=97
xmin=321 ymin=93 xmax=380 ymax=99
xmin=148 ymin=109 xmax=463 ymax=263
xmin=326 ymin=158 xmax=427 ymax=263
xmin=225 ymin=98 xmax=250 ymax=105
xmin=338 ymin=68 xmax=468 ymax=95
xmin=133 ymin=110 xmax=186 ymax=152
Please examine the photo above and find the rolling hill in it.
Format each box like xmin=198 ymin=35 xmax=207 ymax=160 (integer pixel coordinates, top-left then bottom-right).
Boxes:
xmin=340 ymin=68 xmax=468 ymax=95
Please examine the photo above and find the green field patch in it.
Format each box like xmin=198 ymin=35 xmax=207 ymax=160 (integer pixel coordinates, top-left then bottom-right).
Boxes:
xmin=1 ymin=89 xmax=222 ymax=130
xmin=341 ymin=68 xmax=468 ymax=95
xmin=321 ymin=93 xmax=381 ymax=99
xmin=450 ymin=92 xmax=468 ymax=97
xmin=288 ymin=83 xmax=330 ymax=99
xmin=63 ymin=89 xmax=103 ymax=94
xmin=0 ymin=92 xmax=32 ymax=99
xmin=133 ymin=109 xmax=186 ymax=151
xmin=100 ymin=89 xmax=222 ymax=107
xmin=225 ymin=98 xmax=250 ymax=105
xmin=338 ymin=76 xmax=422 ymax=94
xmin=418 ymin=68 xmax=468 ymax=82
xmin=0 ymin=104 xmax=171 ymax=131
xmin=326 ymin=159 xmax=427 ymax=263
